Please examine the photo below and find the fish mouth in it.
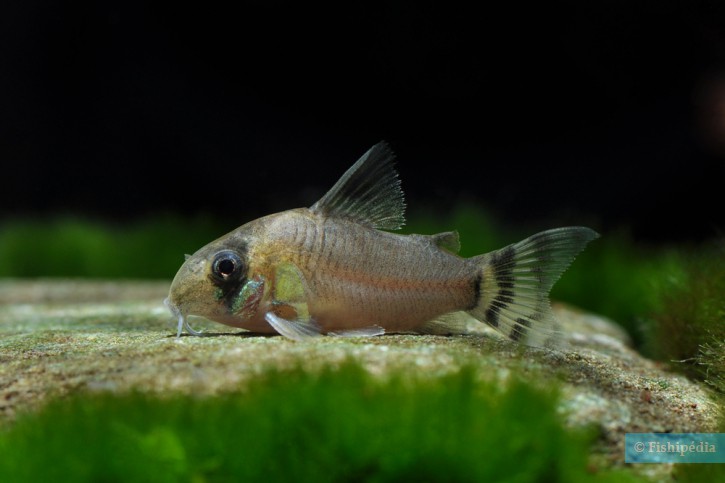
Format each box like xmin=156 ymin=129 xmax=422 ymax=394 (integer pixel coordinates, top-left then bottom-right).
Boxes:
xmin=164 ymin=297 xmax=206 ymax=338
xmin=164 ymin=297 xmax=185 ymax=338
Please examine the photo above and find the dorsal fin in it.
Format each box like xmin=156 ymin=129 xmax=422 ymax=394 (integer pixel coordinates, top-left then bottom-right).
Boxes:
xmin=310 ymin=142 xmax=406 ymax=230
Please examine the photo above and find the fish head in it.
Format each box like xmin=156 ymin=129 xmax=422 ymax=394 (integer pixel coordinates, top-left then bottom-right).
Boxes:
xmin=165 ymin=231 xmax=264 ymax=332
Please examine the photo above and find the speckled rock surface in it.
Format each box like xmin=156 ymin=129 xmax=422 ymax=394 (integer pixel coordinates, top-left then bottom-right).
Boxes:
xmin=0 ymin=279 xmax=720 ymax=478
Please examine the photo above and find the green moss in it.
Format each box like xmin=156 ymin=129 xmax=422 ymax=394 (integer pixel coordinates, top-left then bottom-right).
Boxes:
xmin=550 ymin=230 xmax=684 ymax=348
xmin=644 ymin=240 xmax=725 ymax=481
xmin=673 ymin=415 xmax=725 ymax=482
xmin=0 ymin=215 xmax=230 ymax=279
xmin=0 ymin=361 xmax=641 ymax=482
xmin=648 ymin=241 xmax=725 ymax=390
xmin=700 ymin=341 xmax=725 ymax=394
xmin=674 ymin=460 xmax=725 ymax=482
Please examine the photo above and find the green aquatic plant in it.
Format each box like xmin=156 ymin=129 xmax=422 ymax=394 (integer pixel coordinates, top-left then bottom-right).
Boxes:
xmin=641 ymin=238 xmax=725 ymax=483
xmin=0 ymin=215 xmax=230 ymax=279
xmin=672 ymin=415 xmax=725 ymax=482
xmin=0 ymin=362 xmax=640 ymax=482
xmin=647 ymin=240 xmax=725 ymax=392
xmin=550 ymin=230 xmax=684 ymax=349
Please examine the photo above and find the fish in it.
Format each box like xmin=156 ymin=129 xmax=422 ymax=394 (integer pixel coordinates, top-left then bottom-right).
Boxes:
xmin=164 ymin=142 xmax=599 ymax=347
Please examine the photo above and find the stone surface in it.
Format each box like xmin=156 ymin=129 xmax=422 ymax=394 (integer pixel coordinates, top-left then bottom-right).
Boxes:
xmin=0 ymin=279 xmax=720 ymax=479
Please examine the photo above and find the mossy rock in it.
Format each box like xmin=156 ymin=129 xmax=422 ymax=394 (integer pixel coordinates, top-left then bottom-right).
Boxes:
xmin=0 ymin=279 xmax=721 ymax=481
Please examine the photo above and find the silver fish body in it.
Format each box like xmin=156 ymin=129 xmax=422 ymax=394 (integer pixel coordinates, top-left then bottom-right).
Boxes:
xmin=166 ymin=142 xmax=598 ymax=346
xmin=251 ymin=210 xmax=475 ymax=332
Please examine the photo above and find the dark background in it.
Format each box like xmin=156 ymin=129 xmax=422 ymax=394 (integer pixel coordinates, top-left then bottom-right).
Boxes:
xmin=2 ymin=1 xmax=724 ymax=242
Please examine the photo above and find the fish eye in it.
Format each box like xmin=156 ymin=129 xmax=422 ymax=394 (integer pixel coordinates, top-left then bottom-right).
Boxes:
xmin=211 ymin=251 xmax=244 ymax=282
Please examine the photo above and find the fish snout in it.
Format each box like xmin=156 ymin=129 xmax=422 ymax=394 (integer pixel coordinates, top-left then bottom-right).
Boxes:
xmin=164 ymin=297 xmax=181 ymax=318
xmin=166 ymin=256 xmax=209 ymax=313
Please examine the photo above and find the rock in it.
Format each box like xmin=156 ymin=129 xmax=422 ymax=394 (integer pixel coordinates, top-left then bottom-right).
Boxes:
xmin=0 ymin=279 xmax=720 ymax=479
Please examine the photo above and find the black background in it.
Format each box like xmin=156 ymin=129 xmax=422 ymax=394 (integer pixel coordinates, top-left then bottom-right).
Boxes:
xmin=2 ymin=1 xmax=724 ymax=242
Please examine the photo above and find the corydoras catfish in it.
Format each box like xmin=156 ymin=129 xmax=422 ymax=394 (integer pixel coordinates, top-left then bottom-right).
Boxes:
xmin=165 ymin=142 xmax=598 ymax=347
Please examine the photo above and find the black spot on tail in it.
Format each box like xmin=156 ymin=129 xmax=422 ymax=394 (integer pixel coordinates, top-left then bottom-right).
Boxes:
xmin=494 ymin=294 xmax=514 ymax=305
xmin=479 ymin=249 xmax=520 ymax=330
xmin=493 ymin=246 xmax=516 ymax=283
xmin=467 ymin=227 xmax=599 ymax=347
xmin=485 ymin=306 xmax=500 ymax=327
xmin=469 ymin=273 xmax=483 ymax=310
xmin=530 ymin=266 xmax=545 ymax=283
xmin=509 ymin=318 xmax=531 ymax=342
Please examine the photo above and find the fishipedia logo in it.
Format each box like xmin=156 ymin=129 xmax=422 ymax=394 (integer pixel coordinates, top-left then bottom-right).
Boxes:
xmin=626 ymin=433 xmax=725 ymax=463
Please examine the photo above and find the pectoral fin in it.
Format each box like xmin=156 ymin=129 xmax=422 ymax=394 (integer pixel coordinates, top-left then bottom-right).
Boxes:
xmin=265 ymin=312 xmax=322 ymax=341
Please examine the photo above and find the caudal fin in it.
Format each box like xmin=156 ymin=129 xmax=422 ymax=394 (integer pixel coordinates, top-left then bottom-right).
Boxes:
xmin=467 ymin=227 xmax=599 ymax=348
